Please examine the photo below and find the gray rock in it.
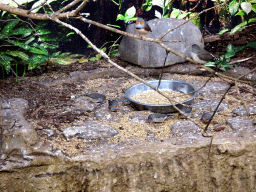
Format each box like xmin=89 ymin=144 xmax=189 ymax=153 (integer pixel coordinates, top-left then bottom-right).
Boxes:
xmin=119 ymin=18 xmax=203 ymax=68
xmin=232 ymin=105 xmax=256 ymax=116
xmin=129 ymin=111 xmax=150 ymax=124
xmin=199 ymin=81 xmax=230 ymax=96
xmin=0 ymin=98 xmax=38 ymax=147
xmin=226 ymin=117 xmax=254 ymax=132
xmin=192 ymin=98 xmax=228 ymax=112
xmin=224 ymin=67 xmax=256 ymax=81
xmin=167 ymin=64 xmax=203 ymax=75
xmin=94 ymin=105 xmax=114 ymax=121
xmin=73 ymin=96 xmax=100 ymax=112
xmin=62 ymin=121 xmax=119 ymax=141
xmin=0 ymin=98 xmax=42 ymax=159
xmin=170 ymin=120 xmax=200 ymax=136
xmin=94 ymin=105 xmax=133 ymax=122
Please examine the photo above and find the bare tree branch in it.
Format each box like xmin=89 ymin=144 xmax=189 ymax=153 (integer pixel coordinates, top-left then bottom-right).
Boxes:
xmin=0 ymin=3 xmax=75 ymax=20
xmin=57 ymin=0 xmax=82 ymax=13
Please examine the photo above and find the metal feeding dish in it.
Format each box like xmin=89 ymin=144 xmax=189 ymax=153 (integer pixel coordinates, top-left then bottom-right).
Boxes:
xmin=124 ymin=80 xmax=197 ymax=113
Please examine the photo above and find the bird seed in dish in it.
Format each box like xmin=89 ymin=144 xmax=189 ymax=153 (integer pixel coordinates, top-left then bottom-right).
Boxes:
xmin=131 ymin=90 xmax=190 ymax=105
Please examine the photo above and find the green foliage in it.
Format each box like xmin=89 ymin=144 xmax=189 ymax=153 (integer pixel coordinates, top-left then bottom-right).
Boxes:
xmin=116 ymin=6 xmax=137 ymax=23
xmin=225 ymin=0 xmax=256 ymax=34
xmin=142 ymin=0 xmax=153 ymax=11
xmin=0 ymin=17 xmax=77 ymax=77
xmin=204 ymin=42 xmax=256 ymax=71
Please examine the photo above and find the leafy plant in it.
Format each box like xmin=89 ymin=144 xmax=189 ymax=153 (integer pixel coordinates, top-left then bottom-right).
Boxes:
xmin=203 ymin=42 xmax=256 ymax=71
xmin=142 ymin=0 xmax=153 ymax=11
xmin=219 ymin=0 xmax=256 ymax=35
xmin=170 ymin=8 xmax=191 ymax=19
xmin=116 ymin=6 xmax=137 ymax=23
xmin=0 ymin=18 xmax=77 ymax=78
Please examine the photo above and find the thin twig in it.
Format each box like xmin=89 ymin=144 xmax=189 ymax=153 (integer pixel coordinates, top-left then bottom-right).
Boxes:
xmin=57 ymin=0 xmax=82 ymax=13
xmin=27 ymin=0 xmax=47 ymax=13
xmin=228 ymin=57 xmax=253 ymax=65
xmin=157 ymin=50 xmax=169 ymax=90
xmin=203 ymin=83 xmax=233 ymax=133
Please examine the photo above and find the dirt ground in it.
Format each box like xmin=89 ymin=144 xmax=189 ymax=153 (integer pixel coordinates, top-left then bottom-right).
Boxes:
xmin=0 ymin=47 xmax=256 ymax=157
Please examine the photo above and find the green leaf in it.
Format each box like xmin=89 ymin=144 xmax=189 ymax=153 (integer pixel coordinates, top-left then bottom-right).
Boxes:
xmin=178 ymin=12 xmax=189 ymax=19
xmin=6 ymin=39 xmax=30 ymax=50
xmin=1 ymin=20 xmax=19 ymax=36
xmin=58 ymin=53 xmax=71 ymax=58
xmin=116 ymin=14 xmax=125 ymax=21
xmin=66 ymin=32 xmax=75 ymax=37
xmin=235 ymin=46 xmax=245 ymax=52
xmin=218 ymin=29 xmax=229 ymax=34
xmin=229 ymin=0 xmax=239 ymax=15
xmin=124 ymin=6 xmax=136 ymax=19
xmin=170 ymin=9 xmax=181 ymax=18
xmin=107 ymin=24 xmax=121 ymax=28
xmin=204 ymin=61 xmax=216 ymax=67
xmin=26 ymin=55 xmax=48 ymax=70
xmin=25 ymin=36 xmax=35 ymax=45
xmin=0 ymin=54 xmax=14 ymax=74
xmin=249 ymin=18 xmax=256 ymax=23
xmin=52 ymin=51 xmax=61 ymax=58
xmin=224 ymin=51 xmax=236 ymax=59
xmin=129 ymin=17 xmax=138 ymax=21
xmin=236 ymin=9 xmax=245 ymax=16
xmin=246 ymin=41 xmax=256 ymax=47
xmin=230 ymin=21 xmax=247 ymax=34
xmin=28 ymin=46 xmax=48 ymax=55
xmin=226 ymin=44 xmax=235 ymax=53
xmin=142 ymin=0 xmax=153 ymax=11
xmin=241 ymin=2 xmax=252 ymax=14
xmin=38 ymin=44 xmax=49 ymax=55
xmin=252 ymin=4 xmax=256 ymax=13
xmin=50 ymin=58 xmax=72 ymax=65
xmin=219 ymin=61 xmax=230 ymax=71
xmin=163 ymin=4 xmax=170 ymax=18
xmin=10 ymin=28 xmax=33 ymax=37
xmin=36 ymin=29 xmax=51 ymax=35
xmin=109 ymin=49 xmax=118 ymax=58
xmin=5 ymin=51 xmax=29 ymax=60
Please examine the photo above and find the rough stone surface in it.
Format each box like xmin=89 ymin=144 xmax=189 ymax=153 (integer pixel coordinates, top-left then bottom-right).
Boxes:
xmin=199 ymin=81 xmax=230 ymax=96
xmin=129 ymin=111 xmax=151 ymax=124
xmin=119 ymin=18 xmax=203 ymax=68
xmin=1 ymin=139 xmax=255 ymax=192
xmin=0 ymin=98 xmax=39 ymax=156
xmin=224 ymin=66 xmax=256 ymax=81
xmin=171 ymin=120 xmax=200 ymax=136
xmin=192 ymin=98 xmax=229 ymax=112
xmin=72 ymin=95 xmax=100 ymax=112
xmin=232 ymin=105 xmax=256 ymax=116
xmin=62 ymin=121 xmax=119 ymax=141
xmin=226 ymin=117 xmax=255 ymax=132
xmin=94 ymin=105 xmax=132 ymax=121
